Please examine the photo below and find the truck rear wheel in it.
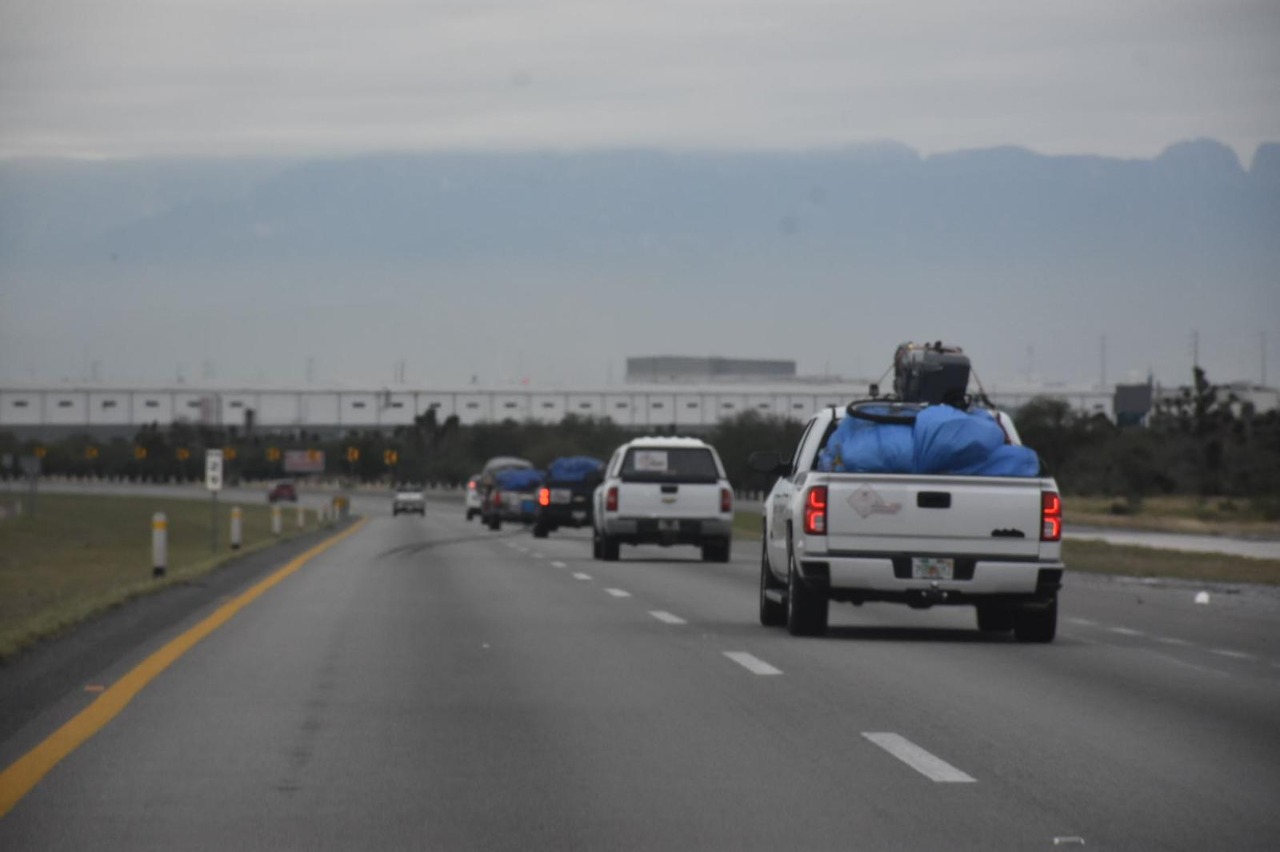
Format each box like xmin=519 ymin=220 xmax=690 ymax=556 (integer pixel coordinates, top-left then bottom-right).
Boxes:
xmin=759 ymin=536 xmax=786 ymax=627
xmin=976 ymin=605 xmax=1015 ymax=633
xmin=487 ymin=515 xmax=501 ymax=531
xmin=1013 ymin=596 xmax=1057 ymax=643
xmin=532 ymin=523 xmax=548 ymax=539
xmin=601 ymin=534 xmax=620 ymax=561
xmin=786 ymin=546 xmax=827 ymax=637
xmin=701 ymin=539 xmax=730 ymax=563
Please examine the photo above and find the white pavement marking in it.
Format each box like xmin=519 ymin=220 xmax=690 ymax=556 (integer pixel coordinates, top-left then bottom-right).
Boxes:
xmin=605 ymin=588 xmax=632 ymax=598
xmin=1211 ymin=649 xmax=1255 ymax=660
xmin=551 ymin=561 xmax=567 ymax=568
xmin=532 ymin=553 xmax=544 ymax=559
xmin=1067 ymin=618 xmax=1096 ymax=626
xmin=572 ymin=572 xmax=592 ymax=581
xmin=649 ymin=611 xmax=687 ymax=625
xmin=723 ymin=652 xmax=783 ymax=676
xmin=862 ymin=733 xmax=977 ymax=783
xmin=1156 ymin=636 xmax=1193 ymax=646
xmin=1108 ymin=627 xmax=1144 ymax=636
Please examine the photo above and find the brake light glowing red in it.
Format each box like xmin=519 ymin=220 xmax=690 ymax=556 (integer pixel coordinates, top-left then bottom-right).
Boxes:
xmin=720 ymin=487 xmax=733 ymax=513
xmin=467 ymin=479 xmax=476 ymax=491
xmin=538 ymin=487 xmax=550 ymax=507
xmin=492 ymin=490 xmax=503 ymax=507
xmin=1041 ymin=491 xmax=1062 ymax=541
xmin=803 ymin=486 xmax=828 ymax=535
xmin=606 ymin=486 xmax=618 ymax=512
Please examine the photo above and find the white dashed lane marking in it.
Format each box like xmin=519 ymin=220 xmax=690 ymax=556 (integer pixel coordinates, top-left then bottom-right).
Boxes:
xmin=604 ymin=588 xmax=631 ymax=598
xmin=1156 ymin=636 xmax=1193 ymax=646
xmin=572 ymin=572 xmax=592 ymax=581
xmin=649 ymin=611 xmax=687 ymax=625
xmin=532 ymin=553 xmax=544 ymax=559
xmin=1108 ymin=627 xmax=1144 ymax=636
xmin=1067 ymin=618 xmax=1095 ymax=626
xmin=1211 ymin=649 xmax=1255 ymax=660
xmin=862 ymin=733 xmax=977 ymax=783
xmin=551 ymin=561 xmax=567 ymax=568
xmin=723 ymin=652 xmax=782 ymax=676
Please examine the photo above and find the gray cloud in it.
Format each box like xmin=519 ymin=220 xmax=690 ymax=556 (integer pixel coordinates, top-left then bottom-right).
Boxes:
xmin=2 ymin=0 xmax=1278 ymax=159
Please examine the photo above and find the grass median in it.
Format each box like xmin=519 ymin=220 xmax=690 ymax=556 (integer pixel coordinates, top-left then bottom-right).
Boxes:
xmin=0 ymin=492 xmax=337 ymax=661
xmin=731 ymin=510 xmax=1279 ymax=587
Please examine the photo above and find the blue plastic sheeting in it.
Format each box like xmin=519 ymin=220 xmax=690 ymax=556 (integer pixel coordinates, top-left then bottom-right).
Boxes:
xmin=818 ymin=405 xmax=1040 ymax=477
xmin=495 ymin=468 xmax=544 ymax=491
xmin=547 ymin=456 xmax=604 ymax=483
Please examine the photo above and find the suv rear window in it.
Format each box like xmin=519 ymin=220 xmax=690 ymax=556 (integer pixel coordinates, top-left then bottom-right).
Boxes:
xmin=620 ymin=447 xmax=719 ymax=483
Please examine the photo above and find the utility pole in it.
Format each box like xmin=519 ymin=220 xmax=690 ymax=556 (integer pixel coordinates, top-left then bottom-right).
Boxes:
xmin=306 ymin=356 xmax=316 ymax=384
xmin=1262 ymin=331 xmax=1268 ymax=386
xmin=1191 ymin=330 xmax=1200 ymax=371
xmin=1099 ymin=334 xmax=1107 ymax=388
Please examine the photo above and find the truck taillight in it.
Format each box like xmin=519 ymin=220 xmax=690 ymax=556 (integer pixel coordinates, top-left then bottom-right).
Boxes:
xmin=538 ymin=487 xmax=550 ymax=507
xmin=606 ymin=486 xmax=618 ymax=512
xmin=721 ymin=487 xmax=733 ymax=513
xmin=1041 ymin=491 xmax=1062 ymax=541
xmin=467 ymin=479 xmax=476 ymax=491
xmin=492 ymin=490 xmax=503 ymax=507
xmin=803 ymin=486 xmax=828 ymax=535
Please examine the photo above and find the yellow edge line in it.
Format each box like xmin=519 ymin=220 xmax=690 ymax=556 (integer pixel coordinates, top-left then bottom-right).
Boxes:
xmin=0 ymin=517 xmax=367 ymax=818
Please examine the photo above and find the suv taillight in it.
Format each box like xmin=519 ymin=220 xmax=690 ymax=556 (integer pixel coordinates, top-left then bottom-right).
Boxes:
xmin=468 ymin=479 xmax=476 ymax=491
xmin=803 ymin=486 xmax=828 ymax=535
xmin=720 ymin=487 xmax=733 ymax=513
xmin=1041 ymin=492 xmax=1062 ymax=541
xmin=538 ymin=487 xmax=550 ymax=507
xmin=606 ymin=486 xmax=618 ymax=512
xmin=492 ymin=490 xmax=503 ymax=507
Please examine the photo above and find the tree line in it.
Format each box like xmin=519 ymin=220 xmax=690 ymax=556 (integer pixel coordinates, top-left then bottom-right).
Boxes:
xmin=3 ymin=369 xmax=1275 ymax=516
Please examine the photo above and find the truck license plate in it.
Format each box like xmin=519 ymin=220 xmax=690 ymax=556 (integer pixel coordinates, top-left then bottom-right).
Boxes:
xmin=658 ymin=519 xmax=680 ymax=532
xmin=551 ymin=489 xmax=571 ymax=504
xmin=911 ymin=557 xmax=954 ymax=580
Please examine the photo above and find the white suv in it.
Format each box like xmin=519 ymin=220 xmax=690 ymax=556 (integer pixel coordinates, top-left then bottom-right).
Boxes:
xmin=592 ymin=436 xmax=734 ymax=562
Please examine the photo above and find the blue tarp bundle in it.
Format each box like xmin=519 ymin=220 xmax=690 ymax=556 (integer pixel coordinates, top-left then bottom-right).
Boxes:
xmin=818 ymin=404 xmax=1040 ymax=477
xmin=495 ymin=468 xmax=544 ymax=491
xmin=547 ymin=456 xmax=604 ymax=483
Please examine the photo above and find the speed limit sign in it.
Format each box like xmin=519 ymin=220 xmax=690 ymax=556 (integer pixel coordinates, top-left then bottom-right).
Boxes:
xmin=205 ymin=449 xmax=224 ymax=492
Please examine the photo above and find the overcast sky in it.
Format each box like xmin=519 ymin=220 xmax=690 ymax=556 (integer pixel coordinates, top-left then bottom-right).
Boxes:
xmin=2 ymin=0 xmax=1278 ymax=162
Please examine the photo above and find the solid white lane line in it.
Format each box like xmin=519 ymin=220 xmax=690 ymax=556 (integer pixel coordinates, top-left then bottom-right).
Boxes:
xmin=862 ymin=733 xmax=976 ymax=783
xmin=1156 ymin=636 xmax=1192 ymax=646
xmin=604 ymin=588 xmax=631 ymax=598
xmin=551 ymin=561 xmax=567 ymax=568
xmin=572 ymin=572 xmax=592 ymax=581
xmin=649 ymin=611 xmax=687 ymax=625
xmin=1108 ymin=627 xmax=1144 ymax=636
xmin=1211 ymin=649 xmax=1255 ymax=660
xmin=723 ymin=652 xmax=782 ymax=676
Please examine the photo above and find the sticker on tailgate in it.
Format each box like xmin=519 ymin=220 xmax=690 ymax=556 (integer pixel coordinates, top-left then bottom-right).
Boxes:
xmin=848 ymin=486 xmax=902 ymax=518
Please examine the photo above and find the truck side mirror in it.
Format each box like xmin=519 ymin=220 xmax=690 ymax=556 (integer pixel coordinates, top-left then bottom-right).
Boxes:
xmin=748 ymin=451 xmax=787 ymax=476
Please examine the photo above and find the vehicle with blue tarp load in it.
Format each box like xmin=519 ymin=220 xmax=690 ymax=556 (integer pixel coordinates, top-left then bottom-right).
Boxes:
xmin=477 ymin=456 xmax=537 ymax=530
xmin=532 ymin=456 xmax=605 ymax=538
xmin=748 ymin=341 xmax=1065 ymax=642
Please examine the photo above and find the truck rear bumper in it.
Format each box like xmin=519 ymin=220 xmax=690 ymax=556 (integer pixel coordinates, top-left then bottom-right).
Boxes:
xmin=604 ymin=517 xmax=732 ymax=546
xmin=803 ymin=555 xmax=1063 ymax=600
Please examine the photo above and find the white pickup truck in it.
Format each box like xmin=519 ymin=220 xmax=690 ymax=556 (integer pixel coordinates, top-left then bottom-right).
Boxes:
xmin=592 ymin=436 xmax=734 ymax=562
xmin=751 ymin=401 xmax=1064 ymax=641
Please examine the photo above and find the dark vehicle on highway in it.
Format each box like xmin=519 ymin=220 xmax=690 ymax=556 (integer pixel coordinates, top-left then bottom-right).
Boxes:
xmin=267 ymin=481 xmax=297 ymax=503
xmin=532 ymin=456 xmax=604 ymax=538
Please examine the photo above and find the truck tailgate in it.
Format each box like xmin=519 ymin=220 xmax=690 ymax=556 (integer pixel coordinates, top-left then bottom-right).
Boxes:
xmin=620 ymin=483 xmax=723 ymax=518
xmin=824 ymin=475 xmax=1045 ymax=557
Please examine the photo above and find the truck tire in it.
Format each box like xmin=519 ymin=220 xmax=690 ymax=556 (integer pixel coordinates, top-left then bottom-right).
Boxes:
xmin=701 ymin=539 xmax=730 ymax=563
xmin=487 ymin=515 xmax=501 ymax=531
xmin=602 ymin=534 xmax=620 ymax=561
xmin=532 ymin=523 xmax=548 ymax=539
xmin=1013 ymin=596 xmax=1057 ymax=643
xmin=592 ymin=529 xmax=603 ymax=559
xmin=759 ymin=535 xmax=786 ymax=627
xmin=466 ymin=509 xmax=476 ymax=521
xmin=786 ymin=545 xmax=827 ymax=637
xmin=976 ymin=605 xmax=1015 ymax=633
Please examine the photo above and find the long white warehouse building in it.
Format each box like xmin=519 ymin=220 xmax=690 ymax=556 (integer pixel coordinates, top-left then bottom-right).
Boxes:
xmin=0 ymin=381 xmax=1120 ymax=436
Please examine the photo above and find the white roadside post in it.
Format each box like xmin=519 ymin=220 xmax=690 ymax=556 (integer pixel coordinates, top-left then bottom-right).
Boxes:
xmin=152 ymin=512 xmax=168 ymax=578
xmin=230 ymin=506 xmax=242 ymax=550
xmin=271 ymin=504 xmax=282 ymax=536
xmin=205 ymin=449 xmax=223 ymax=553
xmin=296 ymin=503 xmax=305 ymax=529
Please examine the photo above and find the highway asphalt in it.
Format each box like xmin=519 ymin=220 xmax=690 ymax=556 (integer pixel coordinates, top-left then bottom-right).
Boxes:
xmin=1 ymin=499 xmax=1277 ymax=850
